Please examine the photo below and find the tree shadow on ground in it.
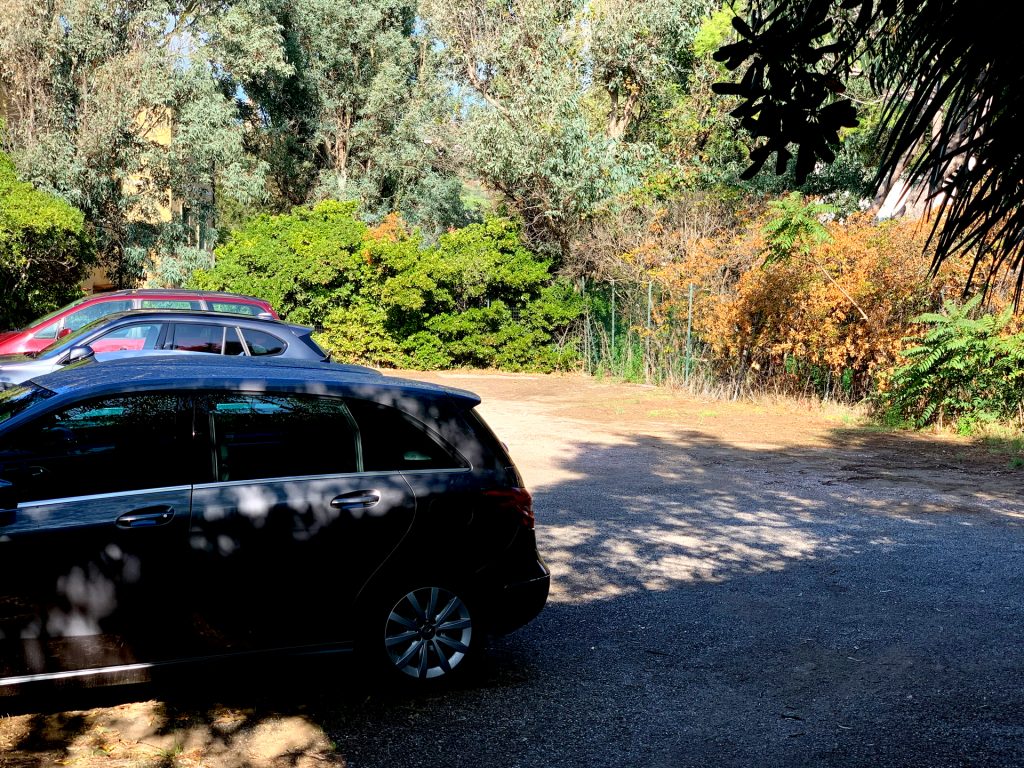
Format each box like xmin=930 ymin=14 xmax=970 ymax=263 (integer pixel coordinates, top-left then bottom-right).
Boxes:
xmin=2 ymin=426 xmax=1023 ymax=768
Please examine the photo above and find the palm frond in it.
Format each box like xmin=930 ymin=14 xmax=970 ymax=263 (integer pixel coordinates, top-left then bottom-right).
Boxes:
xmin=716 ymin=0 xmax=1024 ymax=302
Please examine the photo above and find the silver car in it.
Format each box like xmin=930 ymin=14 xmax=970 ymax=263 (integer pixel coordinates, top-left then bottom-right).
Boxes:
xmin=0 ymin=309 xmax=329 ymax=388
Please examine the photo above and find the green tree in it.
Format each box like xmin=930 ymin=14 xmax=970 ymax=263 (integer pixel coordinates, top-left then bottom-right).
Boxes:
xmin=588 ymin=0 xmax=710 ymax=140
xmin=0 ymin=152 xmax=94 ymax=329
xmin=375 ymin=216 xmax=583 ymax=369
xmin=0 ymin=0 xmax=282 ymax=287
xmin=420 ymin=0 xmax=710 ymax=260
xmin=233 ymin=0 xmax=472 ymax=235
xmin=190 ymin=200 xmax=372 ymax=328
xmin=192 ymin=203 xmax=582 ymax=370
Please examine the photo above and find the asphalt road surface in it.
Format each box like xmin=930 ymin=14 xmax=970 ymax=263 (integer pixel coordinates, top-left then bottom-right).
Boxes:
xmin=3 ymin=371 xmax=1022 ymax=768
xmin=326 ymin=372 xmax=1024 ymax=768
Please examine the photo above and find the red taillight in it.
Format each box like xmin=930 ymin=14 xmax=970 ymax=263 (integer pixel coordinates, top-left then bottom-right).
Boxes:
xmin=484 ymin=487 xmax=535 ymax=529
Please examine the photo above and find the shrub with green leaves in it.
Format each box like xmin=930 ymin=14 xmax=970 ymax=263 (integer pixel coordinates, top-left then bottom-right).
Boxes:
xmin=191 ymin=200 xmax=372 ymax=329
xmin=0 ymin=151 xmax=95 ymax=330
xmin=882 ymin=296 xmax=1024 ymax=432
xmin=191 ymin=204 xmax=582 ymax=371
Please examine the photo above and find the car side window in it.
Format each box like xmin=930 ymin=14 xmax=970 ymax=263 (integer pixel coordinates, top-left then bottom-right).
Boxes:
xmin=345 ymin=399 xmax=468 ymax=471
xmin=0 ymin=394 xmax=190 ymax=503
xmin=140 ymin=299 xmax=202 ymax=310
xmin=241 ymin=329 xmax=285 ymax=356
xmin=33 ymin=322 xmax=58 ymax=340
xmin=168 ymin=324 xmax=229 ymax=354
xmin=209 ymin=301 xmax=262 ymax=316
xmin=63 ymin=300 xmax=133 ymax=332
xmin=90 ymin=323 xmax=163 ymax=353
xmin=224 ymin=327 xmax=245 ymax=356
xmin=207 ymin=394 xmax=358 ymax=482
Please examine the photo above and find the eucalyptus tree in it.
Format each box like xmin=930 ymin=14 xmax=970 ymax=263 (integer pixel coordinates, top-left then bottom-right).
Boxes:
xmin=231 ymin=0 xmax=470 ymax=234
xmin=0 ymin=0 xmax=284 ymax=286
xmin=420 ymin=0 xmax=711 ymax=261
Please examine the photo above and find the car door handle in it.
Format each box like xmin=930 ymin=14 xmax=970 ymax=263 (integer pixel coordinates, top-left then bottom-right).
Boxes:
xmin=116 ymin=506 xmax=175 ymax=529
xmin=330 ymin=491 xmax=380 ymax=510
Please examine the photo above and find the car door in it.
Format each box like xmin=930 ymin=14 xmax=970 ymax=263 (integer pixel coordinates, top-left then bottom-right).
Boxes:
xmin=185 ymin=392 xmax=417 ymax=654
xmin=0 ymin=393 xmax=195 ymax=681
xmin=342 ymin=398 xmax=507 ymax=574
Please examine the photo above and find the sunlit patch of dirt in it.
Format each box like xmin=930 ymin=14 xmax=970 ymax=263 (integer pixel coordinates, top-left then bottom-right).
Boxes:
xmin=0 ymin=701 xmax=343 ymax=767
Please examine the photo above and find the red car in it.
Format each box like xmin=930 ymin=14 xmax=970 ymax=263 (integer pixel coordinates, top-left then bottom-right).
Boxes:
xmin=0 ymin=289 xmax=278 ymax=355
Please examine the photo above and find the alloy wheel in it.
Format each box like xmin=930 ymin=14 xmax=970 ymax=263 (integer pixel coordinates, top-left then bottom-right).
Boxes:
xmin=384 ymin=586 xmax=473 ymax=680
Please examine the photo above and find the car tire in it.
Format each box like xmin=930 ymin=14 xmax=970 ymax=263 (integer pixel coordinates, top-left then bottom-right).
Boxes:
xmin=368 ymin=583 xmax=478 ymax=685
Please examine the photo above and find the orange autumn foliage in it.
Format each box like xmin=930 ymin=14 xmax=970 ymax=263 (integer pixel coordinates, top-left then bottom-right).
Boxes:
xmin=651 ymin=211 xmax=1014 ymax=398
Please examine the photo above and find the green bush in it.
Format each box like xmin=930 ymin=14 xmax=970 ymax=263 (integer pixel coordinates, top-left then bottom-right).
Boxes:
xmin=881 ymin=296 xmax=1024 ymax=431
xmin=191 ymin=204 xmax=582 ymax=371
xmin=0 ymin=152 xmax=95 ymax=329
xmin=191 ymin=200 xmax=371 ymax=329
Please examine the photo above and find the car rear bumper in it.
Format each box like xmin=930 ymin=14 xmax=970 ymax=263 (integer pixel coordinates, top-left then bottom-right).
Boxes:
xmin=487 ymin=554 xmax=550 ymax=635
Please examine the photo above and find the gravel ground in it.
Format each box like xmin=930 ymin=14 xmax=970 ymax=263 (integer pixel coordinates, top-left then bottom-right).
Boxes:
xmin=3 ymin=371 xmax=1023 ymax=768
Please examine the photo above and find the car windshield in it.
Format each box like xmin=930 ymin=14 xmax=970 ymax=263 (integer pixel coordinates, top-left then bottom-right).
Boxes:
xmin=0 ymin=382 xmax=54 ymax=425
xmin=20 ymin=296 xmax=91 ymax=331
xmin=36 ymin=313 xmax=129 ymax=357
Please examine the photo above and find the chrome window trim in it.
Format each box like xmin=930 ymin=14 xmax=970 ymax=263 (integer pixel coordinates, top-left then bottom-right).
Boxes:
xmin=399 ymin=467 xmax=472 ymax=476
xmin=192 ymin=471 xmax=417 ymax=491
xmin=190 ymin=467 xmax=472 ymax=490
xmin=18 ymin=484 xmax=191 ymax=508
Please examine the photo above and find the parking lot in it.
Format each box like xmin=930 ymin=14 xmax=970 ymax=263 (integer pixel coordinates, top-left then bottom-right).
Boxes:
xmin=3 ymin=370 xmax=1023 ymax=767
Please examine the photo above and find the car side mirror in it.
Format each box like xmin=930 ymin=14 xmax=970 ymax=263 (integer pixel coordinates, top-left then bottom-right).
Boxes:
xmin=0 ymin=479 xmax=17 ymax=512
xmin=57 ymin=328 xmax=72 ymax=339
xmin=64 ymin=345 xmax=96 ymax=364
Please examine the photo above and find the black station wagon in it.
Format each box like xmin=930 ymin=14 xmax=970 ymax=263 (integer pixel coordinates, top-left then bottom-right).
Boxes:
xmin=0 ymin=357 xmax=549 ymax=689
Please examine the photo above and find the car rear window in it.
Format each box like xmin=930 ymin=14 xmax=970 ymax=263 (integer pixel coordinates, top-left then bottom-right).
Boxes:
xmin=208 ymin=394 xmax=358 ymax=481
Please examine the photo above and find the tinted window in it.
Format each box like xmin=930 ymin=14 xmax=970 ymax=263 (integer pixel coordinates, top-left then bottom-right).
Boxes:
xmin=169 ymin=324 xmax=227 ymax=354
xmin=224 ymin=326 xmax=245 ymax=356
xmin=346 ymin=399 xmax=467 ymax=471
xmin=209 ymin=301 xmax=263 ymax=316
xmin=0 ymin=383 xmax=53 ymax=426
xmin=141 ymin=299 xmax=202 ymax=310
xmin=242 ymin=329 xmax=286 ymax=356
xmin=208 ymin=395 xmax=357 ymax=482
xmin=64 ymin=300 xmax=133 ymax=331
xmin=0 ymin=394 xmax=189 ymax=502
